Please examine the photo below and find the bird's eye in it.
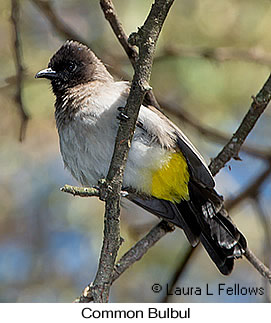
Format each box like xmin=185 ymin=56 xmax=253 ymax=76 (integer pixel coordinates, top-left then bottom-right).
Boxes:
xmin=67 ymin=61 xmax=77 ymax=73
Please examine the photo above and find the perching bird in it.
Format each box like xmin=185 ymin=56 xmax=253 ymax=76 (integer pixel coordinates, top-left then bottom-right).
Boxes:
xmin=35 ymin=40 xmax=247 ymax=275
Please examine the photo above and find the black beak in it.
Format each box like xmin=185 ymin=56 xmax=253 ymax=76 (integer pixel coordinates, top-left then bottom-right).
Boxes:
xmin=35 ymin=68 xmax=58 ymax=80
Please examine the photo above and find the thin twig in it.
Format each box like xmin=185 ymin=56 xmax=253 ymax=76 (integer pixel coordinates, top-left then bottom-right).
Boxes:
xmin=209 ymin=74 xmax=271 ymax=176
xmin=60 ymin=184 xmax=100 ymax=197
xmin=11 ymin=0 xmax=30 ymax=141
xmin=244 ymin=248 xmax=271 ymax=282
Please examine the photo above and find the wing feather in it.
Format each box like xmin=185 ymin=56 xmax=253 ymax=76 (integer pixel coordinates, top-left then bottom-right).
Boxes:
xmin=138 ymin=102 xmax=215 ymax=188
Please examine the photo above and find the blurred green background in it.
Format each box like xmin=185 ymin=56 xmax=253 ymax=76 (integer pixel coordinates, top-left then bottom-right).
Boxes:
xmin=0 ymin=0 xmax=271 ymax=302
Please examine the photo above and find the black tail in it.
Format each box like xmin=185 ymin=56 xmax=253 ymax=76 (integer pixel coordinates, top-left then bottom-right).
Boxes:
xmin=129 ymin=182 xmax=247 ymax=275
xmin=174 ymin=182 xmax=247 ymax=275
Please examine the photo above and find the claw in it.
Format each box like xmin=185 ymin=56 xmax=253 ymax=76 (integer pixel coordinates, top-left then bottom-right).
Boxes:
xmin=117 ymin=107 xmax=129 ymax=121
xmin=120 ymin=190 xmax=129 ymax=197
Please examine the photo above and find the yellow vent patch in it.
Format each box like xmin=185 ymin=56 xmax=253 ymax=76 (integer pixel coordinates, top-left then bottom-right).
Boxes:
xmin=151 ymin=152 xmax=190 ymax=203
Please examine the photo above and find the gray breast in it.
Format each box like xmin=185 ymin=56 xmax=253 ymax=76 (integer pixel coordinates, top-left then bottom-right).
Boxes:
xmin=58 ymin=110 xmax=118 ymax=186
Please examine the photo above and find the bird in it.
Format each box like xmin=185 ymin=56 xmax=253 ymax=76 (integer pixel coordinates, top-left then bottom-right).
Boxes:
xmin=35 ymin=40 xmax=247 ymax=275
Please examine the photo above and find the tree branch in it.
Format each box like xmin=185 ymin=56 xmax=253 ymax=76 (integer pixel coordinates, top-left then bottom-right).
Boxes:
xmin=88 ymin=0 xmax=175 ymax=303
xmin=11 ymin=0 xmax=30 ymax=141
xmin=209 ymin=74 xmax=271 ymax=176
xmin=112 ymin=221 xmax=175 ymax=282
xmin=60 ymin=184 xmax=100 ymax=198
xmin=244 ymin=248 xmax=271 ymax=282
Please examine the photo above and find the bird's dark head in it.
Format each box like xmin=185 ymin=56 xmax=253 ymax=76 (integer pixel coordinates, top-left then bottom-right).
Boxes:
xmin=35 ymin=40 xmax=112 ymax=95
